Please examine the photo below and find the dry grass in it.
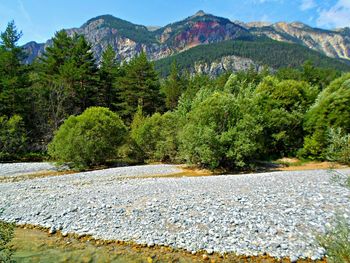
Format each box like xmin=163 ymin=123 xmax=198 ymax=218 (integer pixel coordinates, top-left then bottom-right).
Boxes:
xmin=273 ymin=158 xmax=348 ymax=171
xmin=0 ymin=170 xmax=76 ymax=183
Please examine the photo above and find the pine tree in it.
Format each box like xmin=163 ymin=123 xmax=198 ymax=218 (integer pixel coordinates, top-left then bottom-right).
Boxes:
xmin=34 ymin=31 xmax=98 ymax=141
xmin=69 ymin=34 xmax=98 ymax=110
xmin=0 ymin=21 xmax=29 ymax=118
xmin=99 ymin=45 xmax=120 ymax=108
xmin=162 ymin=60 xmax=184 ymax=110
xmin=115 ymin=52 xmax=162 ymax=123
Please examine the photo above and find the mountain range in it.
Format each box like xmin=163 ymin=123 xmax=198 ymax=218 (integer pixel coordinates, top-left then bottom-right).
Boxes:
xmin=23 ymin=11 xmax=350 ymax=75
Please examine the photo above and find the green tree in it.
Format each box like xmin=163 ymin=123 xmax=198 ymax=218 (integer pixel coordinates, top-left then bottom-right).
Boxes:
xmin=131 ymin=110 xmax=180 ymax=162
xmin=179 ymin=91 xmax=264 ymax=169
xmin=48 ymin=107 xmax=127 ymax=169
xmin=255 ymin=76 xmax=317 ymax=156
xmin=34 ymin=31 xmax=98 ymax=143
xmin=0 ymin=21 xmax=30 ymax=119
xmin=0 ymin=115 xmax=27 ymax=160
xmin=301 ymin=73 xmax=350 ymax=159
xmin=161 ymin=61 xmax=184 ymax=110
xmin=99 ymin=45 xmax=120 ymax=108
xmin=115 ymin=52 xmax=162 ymax=123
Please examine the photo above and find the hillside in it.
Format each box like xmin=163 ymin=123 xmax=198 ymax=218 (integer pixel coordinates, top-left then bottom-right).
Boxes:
xmin=155 ymin=38 xmax=350 ymax=76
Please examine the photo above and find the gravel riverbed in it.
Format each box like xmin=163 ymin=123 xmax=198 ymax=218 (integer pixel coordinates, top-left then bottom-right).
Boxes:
xmin=0 ymin=162 xmax=57 ymax=177
xmin=0 ymin=164 xmax=349 ymax=261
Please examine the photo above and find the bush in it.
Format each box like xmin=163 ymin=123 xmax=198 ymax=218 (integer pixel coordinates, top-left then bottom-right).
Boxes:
xmin=48 ymin=107 xmax=127 ymax=169
xmin=318 ymin=170 xmax=350 ymax=262
xmin=0 ymin=210 xmax=15 ymax=263
xmin=179 ymin=91 xmax=264 ymax=169
xmin=326 ymin=128 xmax=350 ymax=164
xmin=319 ymin=217 xmax=350 ymax=263
xmin=130 ymin=107 xmax=180 ymax=162
xmin=302 ymin=74 xmax=350 ymax=158
xmin=255 ymin=77 xmax=317 ymax=157
xmin=0 ymin=115 xmax=27 ymax=161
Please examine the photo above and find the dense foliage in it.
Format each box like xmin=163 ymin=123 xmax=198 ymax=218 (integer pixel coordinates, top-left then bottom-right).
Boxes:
xmin=299 ymin=73 xmax=350 ymax=160
xmin=115 ymin=52 xmax=162 ymax=123
xmin=1 ymin=21 xmax=350 ymax=170
xmin=0 ymin=115 xmax=27 ymax=161
xmin=48 ymin=107 xmax=127 ymax=169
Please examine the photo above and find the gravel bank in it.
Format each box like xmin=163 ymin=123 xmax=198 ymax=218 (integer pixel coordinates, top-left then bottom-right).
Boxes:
xmin=0 ymin=162 xmax=57 ymax=177
xmin=0 ymin=165 xmax=349 ymax=260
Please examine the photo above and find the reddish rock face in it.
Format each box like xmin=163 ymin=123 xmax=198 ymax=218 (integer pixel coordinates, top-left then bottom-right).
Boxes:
xmin=174 ymin=21 xmax=225 ymax=45
xmin=161 ymin=16 xmax=249 ymax=51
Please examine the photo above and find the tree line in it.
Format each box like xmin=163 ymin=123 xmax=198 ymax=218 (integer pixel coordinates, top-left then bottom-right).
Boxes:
xmin=0 ymin=21 xmax=349 ymax=169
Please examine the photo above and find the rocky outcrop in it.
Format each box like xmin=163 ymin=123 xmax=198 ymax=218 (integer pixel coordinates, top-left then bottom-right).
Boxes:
xmin=22 ymin=41 xmax=45 ymax=64
xmin=193 ymin=55 xmax=261 ymax=76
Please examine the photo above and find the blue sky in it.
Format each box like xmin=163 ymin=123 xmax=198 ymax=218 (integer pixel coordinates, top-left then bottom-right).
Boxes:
xmin=0 ymin=0 xmax=349 ymax=45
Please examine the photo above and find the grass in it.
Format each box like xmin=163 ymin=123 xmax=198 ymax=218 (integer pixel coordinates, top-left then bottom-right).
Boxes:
xmin=0 ymin=211 xmax=15 ymax=263
xmin=318 ymin=217 xmax=350 ymax=263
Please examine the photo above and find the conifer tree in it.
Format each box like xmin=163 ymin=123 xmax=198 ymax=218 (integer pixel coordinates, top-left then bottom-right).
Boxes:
xmin=34 ymin=31 xmax=98 ymax=141
xmin=115 ymin=52 xmax=162 ymax=123
xmin=0 ymin=21 xmax=29 ymax=118
xmin=99 ymin=45 xmax=120 ymax=108
xmin=162 ymin=60 xmax=184 ymax=110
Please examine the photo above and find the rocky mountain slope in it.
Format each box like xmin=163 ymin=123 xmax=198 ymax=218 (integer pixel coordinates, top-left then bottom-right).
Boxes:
xmin=23 ymin=11 xmax=350 ymax=74
xmin=24 ymin=11 xmax=250 ymax=63
xmin=155 ymin=39 xmax=350 ymax=76
xmin=247 ymin=22 xmax=350 ymax=60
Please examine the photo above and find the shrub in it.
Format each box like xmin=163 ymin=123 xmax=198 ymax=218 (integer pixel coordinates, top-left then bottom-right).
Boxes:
xmin=0 ymin=115 xmax=27 ymax=161
xmin=255 ymin=77 xmax=317 ymax=157
xmin=318 ymin=171 xmax=350 ymax=262
xmin=326 ymin=128 xmax=350 ymax=164
xmin=0 ymin=210 xmax=15 ymax=263
xmin=130 ymin=107 xmax=180 ymax=162
xmin=319 ymin=217 xmax=350 ymax=263
xmin=302 ymin=74 xmax=350 ymax=159
xmin=179 ymin=91 xmax=264 ymax=169
xmin=48 ymin=107 xmax=127 ymax=169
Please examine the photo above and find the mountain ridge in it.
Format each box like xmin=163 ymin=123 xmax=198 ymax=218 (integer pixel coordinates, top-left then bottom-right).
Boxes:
xmin=22 ymin=11 xmax=350 ymax=74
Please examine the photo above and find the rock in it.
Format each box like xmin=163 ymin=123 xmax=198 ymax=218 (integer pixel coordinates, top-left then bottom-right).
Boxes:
xmin=49 ymin=226 xmax=56 ymax=234
xmin=290 ymin=255 xmax=299 ymax=263
xmin=207 ymin=249 xmax=214 ymax=255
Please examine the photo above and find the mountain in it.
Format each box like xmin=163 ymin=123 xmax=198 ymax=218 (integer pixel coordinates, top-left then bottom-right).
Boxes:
xmin=247 ymin=22 xmax=350 ymax=60
xmin=22 ymin=11 xmax=350 ymax=75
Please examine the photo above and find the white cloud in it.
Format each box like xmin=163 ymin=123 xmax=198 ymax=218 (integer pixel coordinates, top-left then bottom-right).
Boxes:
xmin=316 ymin=0 xmax=350 ymax=28
xmin=300 ymin=0 xmax=317 ymax=11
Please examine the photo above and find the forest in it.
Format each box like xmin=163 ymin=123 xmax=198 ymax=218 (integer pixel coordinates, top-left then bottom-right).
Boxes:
xmin=1 ymin=21 xmax=349 ymax=170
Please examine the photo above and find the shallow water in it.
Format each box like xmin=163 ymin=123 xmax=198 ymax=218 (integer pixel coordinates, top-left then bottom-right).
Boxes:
xmin=10 ymin=227 xmax=325 ymax=263
xmin=11 ymin=227 xmax=191 ymax=263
